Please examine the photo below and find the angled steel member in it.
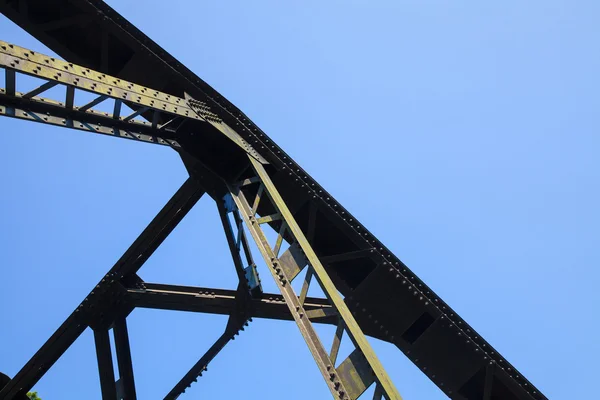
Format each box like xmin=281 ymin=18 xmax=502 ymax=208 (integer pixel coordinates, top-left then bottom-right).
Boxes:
xmin=0 ymin=1 xmax=550 ymax=397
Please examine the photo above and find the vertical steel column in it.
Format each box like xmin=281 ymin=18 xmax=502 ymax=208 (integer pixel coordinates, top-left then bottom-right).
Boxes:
xmin=216 ymin=199 xmax=251 ymax=283
xmin=5 ymin=68 xmax=15 ymax=95
xmin=483 ymin=363 xmax=495 ymax=400
xmin=113 ymin=319 xmax=137 ymax=400
xmin=94 ymin=329 xmax=118 ymax=400
xmin=0 ymin=317 xmax=86 ymax=399
xmin=217 ymin=194 xmax=262 ymax=297
xmin=373 ymin=384 xmax=383 ymax=400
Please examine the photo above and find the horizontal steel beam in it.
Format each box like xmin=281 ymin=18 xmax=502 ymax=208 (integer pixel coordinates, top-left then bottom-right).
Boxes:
xmin=163 ymin=286 xmax=249 ymax=400
xmin=126 ymin=283 xmax=337 ymax=325
xmin=0 ymin=91 xmax=178 ymax=147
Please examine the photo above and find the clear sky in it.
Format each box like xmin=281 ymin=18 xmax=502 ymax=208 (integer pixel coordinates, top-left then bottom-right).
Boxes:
xmin=1 ymin=1 xmax=598 ymax=399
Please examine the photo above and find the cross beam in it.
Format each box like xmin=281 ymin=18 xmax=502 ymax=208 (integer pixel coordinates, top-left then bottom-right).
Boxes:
xmin=127 ymin=282 xmax=336 ymax=325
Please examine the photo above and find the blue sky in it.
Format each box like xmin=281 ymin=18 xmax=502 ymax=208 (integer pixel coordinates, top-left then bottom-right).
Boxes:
xmin=1 ymin=1 xmax=598 ymax=399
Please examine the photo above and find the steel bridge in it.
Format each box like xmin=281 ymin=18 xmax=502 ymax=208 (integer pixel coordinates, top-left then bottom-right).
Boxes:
xmin=0 ymin=1 xmax=547 ymax=399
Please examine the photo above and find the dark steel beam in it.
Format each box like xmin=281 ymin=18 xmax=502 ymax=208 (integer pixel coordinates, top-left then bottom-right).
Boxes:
xmin=0 ymin=178 xmax=203 ymax=399
xmin=319 ymin=249 xmax=374 ymax=265
xmin=233 ymin=209 xmax=256 ymax=267
xmin=163 ymin=333 xmax=231 ymax=399
xmin=123 ymin=106 xmax=148 ymax=122
xmin=94 ymin=329 xmax=118 ymax=400
xmin=483 ymin=363 xmax=494 ymax=400
xmin=109 ymin=177 xmax=204 ymax=280
xmin=0 ymin=40 xmax=202 ymax=123
xmin=216 ymin=196 xmax=250 ymax=283
xmin=0 ymin=41 xmax=266 ymax=161
xmin=0 ymin=315 xmax=87 ymax=399
xmin=64 ymin=85 xmax=74 ymax=109
xmin=21 ymin=80 xmax=57 ymax=99
xmin=164 ymin=315 xmax=245 ymax=400
xmin=373 ymin=384 xmax=383 ymax=400
xmin=5 ymin=68 xmax=14 ymax=95
xmin=231 ymin=157 xmax=402 ymax=399
xmin=163 ymin=282 xmax=252 ymax=399
xmin=0 ymin=40 xmax=196 ymax=146
xmin=0 ymin=2 xmax=548 ymax=399
xmin=113 ymin=319 xmax=137 ymax=400
xmin=16 ymin=0 xmax=27 ymax=17
xmin=0 ymin=0 xmax=88 ymax=71
xmin=127 ymin=283 xmax=336 ymax=325
xmin=330 ymin=320 xmax=344 ymax=366
xmin=229 ymin=178 xmax=354 ymax=399
xmin=79 ymin=94 xmax=109 ymax=112
xmin=0 ymin=94 xmax=178 ymax=147
xmin=37 ymin=14 xmax=92 ymax=32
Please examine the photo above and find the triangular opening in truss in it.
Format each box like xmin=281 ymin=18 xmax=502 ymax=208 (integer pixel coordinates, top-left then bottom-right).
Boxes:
xmin=232 ymin=317 xmax=333 ymax=399
xmin=138 ymin=192 xmax=240 ymax=291
xmin=73 ymin=88 xmax=116 ymax=115
xmin=118 ymin=101 xmax=151 ymax=125
xmin=25 ymin=329 xmax=101 ymax=397
xmin=237 ymin=219 xmax=280 ymax=294
xmin=7 ymin=72 xmax=67 ymax=102
xmin=126 ymin=307 xmax=232 ymax=398
xmin=371 ymin=337 xmax=448 ymax=399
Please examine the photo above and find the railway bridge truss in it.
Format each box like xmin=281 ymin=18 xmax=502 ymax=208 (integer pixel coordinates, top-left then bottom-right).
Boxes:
xmin=0 ymin=1 xmax=547 ymax=399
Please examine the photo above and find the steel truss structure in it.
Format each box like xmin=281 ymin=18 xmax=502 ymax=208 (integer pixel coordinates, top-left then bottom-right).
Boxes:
xmin=0 ymin=1 xmax=547 ymax=400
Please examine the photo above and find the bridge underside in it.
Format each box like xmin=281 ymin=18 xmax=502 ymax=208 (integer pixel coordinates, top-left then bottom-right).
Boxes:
xmin=0 ymin=1 xmax=546 ymax=400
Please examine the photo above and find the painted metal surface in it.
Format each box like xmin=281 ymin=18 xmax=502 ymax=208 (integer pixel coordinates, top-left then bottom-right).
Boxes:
xmin=229 ymin=156 xmax=402 ymax=400
xmin=0 ymin=1 xmax=549 ymax=399
xmin=0 ymin=40 xmax=266 ymax=161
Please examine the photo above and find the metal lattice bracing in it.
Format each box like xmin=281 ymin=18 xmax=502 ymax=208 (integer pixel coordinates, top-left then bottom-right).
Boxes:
xmin=0 ymin=1 xmax=548 ymax=400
